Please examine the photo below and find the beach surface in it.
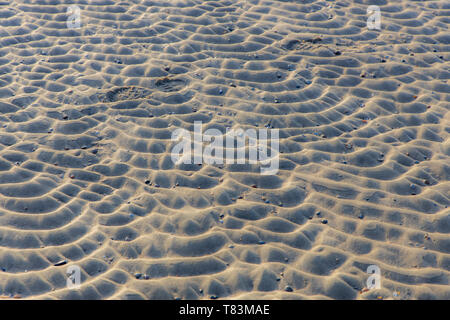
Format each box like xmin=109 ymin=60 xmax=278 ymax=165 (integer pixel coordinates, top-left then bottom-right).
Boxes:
xmin=0 ymin=0 xmax=449 ymax=299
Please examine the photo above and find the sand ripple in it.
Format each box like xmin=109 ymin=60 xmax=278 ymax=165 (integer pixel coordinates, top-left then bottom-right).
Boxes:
xmin=0 ymin=0 xmax=448 ymax=299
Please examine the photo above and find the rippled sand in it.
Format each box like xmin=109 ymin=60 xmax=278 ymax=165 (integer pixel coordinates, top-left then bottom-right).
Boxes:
xmin=0 ymin=0 xmax=449 ymax=299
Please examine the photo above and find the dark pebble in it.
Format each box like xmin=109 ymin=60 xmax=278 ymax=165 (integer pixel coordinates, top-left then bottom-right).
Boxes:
xmin=285 ymin=286 xmax=293 ymax=292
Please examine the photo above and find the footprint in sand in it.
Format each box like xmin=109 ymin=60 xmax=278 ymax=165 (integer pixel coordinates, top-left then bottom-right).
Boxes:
xmin=97 ymin=86 xmax=152 ymax=102
xmin=154 ymin=77 xmax=186 ymax=92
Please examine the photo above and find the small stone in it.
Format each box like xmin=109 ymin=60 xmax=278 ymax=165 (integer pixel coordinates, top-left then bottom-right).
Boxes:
xmin=54 ymin=260 xmax=68 ymax=266
xmin=321 ymin=219 xmax=328 ymax=224
xmin=285 ymin=286 xmax=293 ymax=292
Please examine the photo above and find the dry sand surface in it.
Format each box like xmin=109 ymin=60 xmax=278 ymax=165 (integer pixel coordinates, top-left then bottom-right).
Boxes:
xmin=0 ymin=0 xmax=449 ymax=300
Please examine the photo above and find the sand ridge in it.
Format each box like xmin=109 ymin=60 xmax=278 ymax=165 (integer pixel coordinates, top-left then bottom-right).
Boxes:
xmin=0 ymin=0 xmax=448 ymax=299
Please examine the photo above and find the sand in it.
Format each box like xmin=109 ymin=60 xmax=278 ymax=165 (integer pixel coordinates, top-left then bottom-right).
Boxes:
xmin=0 ymin=0 xmax=448 ymax=300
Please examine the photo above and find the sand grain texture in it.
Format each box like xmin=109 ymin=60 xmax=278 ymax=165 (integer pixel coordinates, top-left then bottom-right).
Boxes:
xmin=0 ymin=0 xmax=449 ymax=299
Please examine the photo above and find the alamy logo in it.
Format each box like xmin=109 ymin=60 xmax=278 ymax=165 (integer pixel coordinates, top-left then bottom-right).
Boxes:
xmin=66 ymin=265 xmax=81 ymax=289
xmin=67 ymin=5 xmax=81 ymax=29
xmin=366 ymin=265 xmax=381 ymax=289
xmin=170 ymin=121 xmax=279 ymax=175
xmin=140 ymin=11 xmax=152 ymax=26
xmin=367 ymin=5 xmax=381 ymax=30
